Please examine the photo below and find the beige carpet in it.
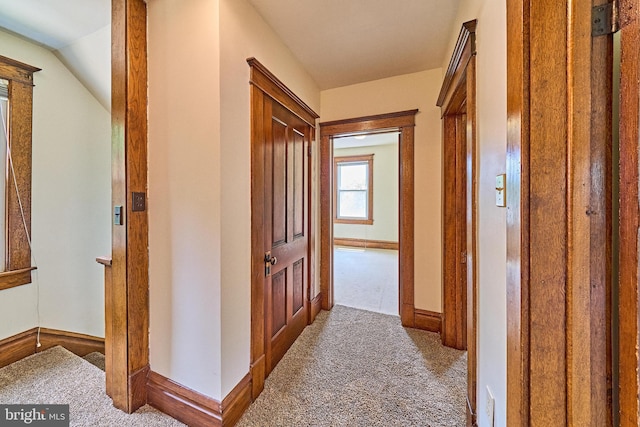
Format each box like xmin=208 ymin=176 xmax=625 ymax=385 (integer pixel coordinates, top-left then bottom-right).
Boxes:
xmin=238 ymin=305 xmax=467 ymax=427
xmin=334 ymin=247 xmax=399 ymax=316
xmin=0 ymin=346 xmax=184 ymax=427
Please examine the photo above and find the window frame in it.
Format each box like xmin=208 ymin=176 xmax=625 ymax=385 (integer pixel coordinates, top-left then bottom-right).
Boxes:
xmin=333 ymin=154 xmax=374 ymax=225
xmin=0 ymin=55 xmax=40 ymax=291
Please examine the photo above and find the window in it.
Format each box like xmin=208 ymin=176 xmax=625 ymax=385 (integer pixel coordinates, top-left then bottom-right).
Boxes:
xmin=0 ymin=55 xmax=40 ymax=290
xmin=334 ymin=154 xmax=374 ymax=224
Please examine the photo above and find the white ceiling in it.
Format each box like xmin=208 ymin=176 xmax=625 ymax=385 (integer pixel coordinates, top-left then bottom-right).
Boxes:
xmin=0 ymin=0 xmax=460 ymax=110
xmin=334 ymin=132 xmax=399 ymax=150
xmin=0 ymin=0 xmax=109 ymax=50
xmin=248 ymin=0 xmax=460 ymax=89
xmin=0 ymin=0 xmax=111 ymax=111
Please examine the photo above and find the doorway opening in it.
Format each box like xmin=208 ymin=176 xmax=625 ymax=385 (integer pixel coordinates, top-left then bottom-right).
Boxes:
xmin=332 ymin=131 xmax=400 ymax=316
xmin=319 ymin=110 xmax=417 ymax=327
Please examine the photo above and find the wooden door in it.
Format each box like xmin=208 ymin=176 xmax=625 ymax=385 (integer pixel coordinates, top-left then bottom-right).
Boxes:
xmin=264 ymin=101 xmax=310 ymax=374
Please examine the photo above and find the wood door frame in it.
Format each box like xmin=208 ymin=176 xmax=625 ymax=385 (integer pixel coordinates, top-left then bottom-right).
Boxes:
xmin=618 ymin=0 xmax=640 ymax=424
xmin=437 ymin=20 xmax=478 ymax=427
xmin=248 ymin=58 xmax=319 ymax=400
xmin=506 ymin=0 xmax=612 ymax=425
xmin=319 ymin=110 xmax=418 ymax=327
xmin=108 ymin=0 xmax=149 ymax=413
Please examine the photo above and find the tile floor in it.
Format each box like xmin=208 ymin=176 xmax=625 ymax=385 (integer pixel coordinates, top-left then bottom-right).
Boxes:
xmin=333 ymin=246 xmax=399 ymax=316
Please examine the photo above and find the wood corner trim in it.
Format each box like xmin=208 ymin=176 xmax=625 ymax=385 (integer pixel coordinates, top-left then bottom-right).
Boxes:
xmin=437 ymin=19 xmax=477 ymax=108
xmin=414 ymin=309 xmax=442 ymax=334
xmin=310 ymin=293 xmax=322 ymax=324
xmin=220 ymin=373 xmax=252 ymax=427
xmin=147 ymin=370 xmax=252 ymax=427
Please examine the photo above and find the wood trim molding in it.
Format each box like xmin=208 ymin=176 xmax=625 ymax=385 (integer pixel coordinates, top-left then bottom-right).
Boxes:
xmin=0 ymin=328 xmax=38 ymax=368
xmin=147 ymin=371 xmax=252 ymax=427
xmin=333 ymin=238 xmax=399 ymax=251
xmin=0 ymin=55 xmax=40 ymax=291
xmin=414 ymin=309 xmax=442 ymax=333
xmin=320 ymin=110 xmax=417 ymax=136
xmin=247 ymin=58 xmax=319 ymax=126
xmin=437 ymin=20 xmax=477 ymax=110
xmin=0 ymin=327 xmax=105 ymax=369
xmin=333 ymin=154 xmax=374 ymax=225
xmin=309 ymin=293 xmax=322 ymax=324
xmin=320 ymin=110 xmax=417 ymax=329
xmin=438 ymin=20 xmax=478 ymax=427
xmin=506 ymin=1 xmax=612 ymax=425
xmin=618 ymin=0 xmax=640 ymax=424
xmin=111 ymin=0 xmax=149 ymax=414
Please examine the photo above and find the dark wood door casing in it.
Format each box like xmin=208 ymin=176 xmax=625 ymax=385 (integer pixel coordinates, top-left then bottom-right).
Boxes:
xmin=319 ymin=110 xmax=417 ymax=327
xmin=506 ymin=1 xmax=612 ymax=425
xmin=249 ymin=58 xmax=318 ymax=400
xmin=437 ymin=20 xmax=478 ymax=427
xmin=618 ymin=0 xmax=640 ymax=425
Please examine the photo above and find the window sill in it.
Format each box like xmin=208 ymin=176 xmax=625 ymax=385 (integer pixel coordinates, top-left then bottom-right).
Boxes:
xmin=334 ymin=218 xmax=374 ymax=225
xmin=0 ymin=267 xmax=37 ymax=291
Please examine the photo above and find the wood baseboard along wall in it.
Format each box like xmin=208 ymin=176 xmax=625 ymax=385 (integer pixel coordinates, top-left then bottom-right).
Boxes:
xmin=414 ymin=309 xmax=442 ymax=334
xmin=333 ymin=238 xmax=399 ymax=250
xmin=0 ymin=327 xmax=105 ymax=369
xmin=147 ymin=371 xmax=252 ymax=427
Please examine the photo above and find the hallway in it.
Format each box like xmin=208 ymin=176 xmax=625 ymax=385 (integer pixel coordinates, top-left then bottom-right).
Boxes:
xmin=238 ymin=305 xmax=466 ymax=427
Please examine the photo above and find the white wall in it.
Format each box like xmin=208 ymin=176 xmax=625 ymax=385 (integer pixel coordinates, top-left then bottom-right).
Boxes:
xmin=148 ymin=0 xmax=223 ymax=399
xmin=148 ymin=0 xmax=320 ymax=400
xmin=321 ymin=69 xmax=442 ymax=313
xmin=55 ymin=25 xmax=111 ymax=112
xmin=0 ymin=29 xmax=111 ymax=340
xmin=442 ymin=1 xmax=507 ymax=426
xmin=333 ymin=143 xmax=399 ymax=242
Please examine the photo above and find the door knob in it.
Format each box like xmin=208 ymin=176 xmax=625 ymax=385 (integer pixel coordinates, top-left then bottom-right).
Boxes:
xmin=270 ymin=256 xmax=277 ymax=265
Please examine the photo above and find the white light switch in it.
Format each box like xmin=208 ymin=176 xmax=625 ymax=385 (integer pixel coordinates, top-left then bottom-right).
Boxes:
xmin=496 ymin=174 xmax=506 ymax=207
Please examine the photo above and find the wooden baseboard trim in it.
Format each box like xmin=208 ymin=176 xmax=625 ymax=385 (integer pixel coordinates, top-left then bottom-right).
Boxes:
xmin=310 ymin=293 xmax=322 ymax=324
xmin=0 ymin=328 xmax=38 ymax=368
xmin=414 ymin=309 xmax=442 ymax=333
xmin=129 ymin=364 xmax=150 ymax=413
xmin=333 ymin=237 xmax=399 ymax=250
xmin=38 ymin=328 xmax=105 ymax=356
xmin=220 ymin=373 xmax=252 ymax=427
xmin=147 ymin=370 xmax=252 ymax=427
xmin=0 ymin=327 xmax=105 ymax=369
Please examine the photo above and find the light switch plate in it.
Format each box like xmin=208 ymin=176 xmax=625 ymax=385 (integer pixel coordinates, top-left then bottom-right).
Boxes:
xmin=496 ymin=174 xmax=506 ymax=207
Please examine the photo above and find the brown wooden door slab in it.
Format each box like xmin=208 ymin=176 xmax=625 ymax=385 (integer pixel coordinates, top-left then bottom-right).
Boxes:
xmin=263 ymin=101 xmax=310 ymax=374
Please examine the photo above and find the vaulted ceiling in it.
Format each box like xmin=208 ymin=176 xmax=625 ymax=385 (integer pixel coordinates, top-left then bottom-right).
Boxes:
xmin=247 ymin=0 xmax=460 ymax=90
xmin=0 ymin=0 xmax=460 ymax=111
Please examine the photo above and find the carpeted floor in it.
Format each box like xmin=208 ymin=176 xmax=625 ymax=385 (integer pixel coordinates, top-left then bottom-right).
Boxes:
xmin=334 ymin=247 xmax=399 ymax=316
xmin=1 ymin=306 xmax=466 ymax=426
xmin=0 ymin=346 xmax=185 ymax=427
xmin=237 ymin=305 xmax=467 ymax=427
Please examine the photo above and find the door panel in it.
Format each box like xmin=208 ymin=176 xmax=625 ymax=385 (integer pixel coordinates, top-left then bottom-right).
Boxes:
xmin=265 ymin=101 xmax=310 ymax=374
